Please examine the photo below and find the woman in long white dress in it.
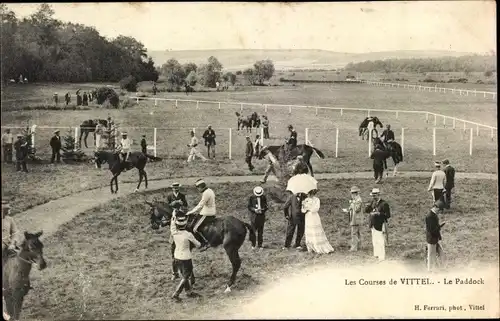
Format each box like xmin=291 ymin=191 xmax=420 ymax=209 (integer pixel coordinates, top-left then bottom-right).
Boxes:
xmin=302 ymin=189 xmax=334 ymax=254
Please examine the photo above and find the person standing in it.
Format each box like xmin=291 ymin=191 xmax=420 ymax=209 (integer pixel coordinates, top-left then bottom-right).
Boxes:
xmin=442 ymin=159 xmax=455 ymax=209
xmin=82 ymin=92 xmax=89 ymax=106
xmin=14 ymin=134 xmax=28 ymax=173
xmin=262 ymin=116 xmax=270 ymax=139
xmin=282 ymin=191 xmax=306 ymax=250
xmin=167 ymin=182 xmax=189 ymax=280
xmin=302 ymin=189 xmax=334 ymax=254
xmin=428 ymin=161 xmax=446 ymax=204
xmin=152 ymin=83 xmax=158 ymax=96
xmin=76 ymin=90 xmax=82 ymax=106
xmin=53 ymin=92 xmax=59 ymax=105
xmin=2 ymin=129 xmax=14 ymax=163
xmin=140 ymin=135 xmax=147 ymax=154
xmin=245 ymin=136 xmax=254 ymax=171
xmin=187 ymin=130 xmax=206 ymax=163
xmin=260 ymin=146 xmax=278 ymax=183
xmin=343 ymin=186 xmax=363 ymax=252
xmin=186 ymin=179 xmax=216 ymax=252
xmin=50 ymin=130 xmax=62 ymax=163
xmin=364 ymin=188 xmax=391 ymax=261
xmin=254 ymin=134 xmax=262 ymax=158
xmin=202 ymin=125 xmax=216 ymax=159
xmin=426 ymin=199 xmax=446 ymax=272
xmin=64 ymin=92 xmax=71 ymax=106
xmin=370 ymin=146 xmax=389 ymax=183
xmin=247 ymin=186 xmax=268 ymax=250
xmin=95 ymin=123 xmax=105 ymax=151
xmin=171 ymin=215 xmax=201 ymax=301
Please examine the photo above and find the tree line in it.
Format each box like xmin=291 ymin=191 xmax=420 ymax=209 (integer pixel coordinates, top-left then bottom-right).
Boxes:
xmin=159 ymin=57 xmax=275 ymax=90
xmin=344 ymin=55 xmax=497 ymax=74
xmin=1 ymin=3 xmax=158 ymax=83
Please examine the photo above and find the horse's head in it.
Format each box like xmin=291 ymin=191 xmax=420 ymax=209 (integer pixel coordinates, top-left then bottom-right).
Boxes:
xmin=21 ymin=231 xmax=47 ymax=270
xmin=374 ymin=117 xmax=383 ymax=128
xmin=146 ymin=200 xmax=173 ymax=230
xmin=235 ymin=112 xmax=241 ymax=118
xmin=93 ymin=151 xmax=109 ymax=168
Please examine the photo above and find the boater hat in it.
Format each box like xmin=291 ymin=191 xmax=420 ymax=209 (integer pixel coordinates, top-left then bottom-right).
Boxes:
xmin=121 ymin=132 xmax=128 ymax=136
xmin=434 ymin=161 xmax=441 ymax=167
xmin=350 ymin=186 xmax=360 ymax=193
xmin=253 ymin=186 xmax=264 ymax=196
xmin=175 ymin=215 xmax=187 ymax=227
xmin=171 ymin=182 xmax=181 ymax=189
xmin=370 ymin=188 xmax=380 ymax=196
xmin=54 ymin=130 xmax=60 ymax=134
xmin=195 ymin=179 xmax=206 ymax=187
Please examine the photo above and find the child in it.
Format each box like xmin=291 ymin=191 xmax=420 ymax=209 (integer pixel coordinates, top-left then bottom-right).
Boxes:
xmin=140 ymin=135 xmax=147 ymax=154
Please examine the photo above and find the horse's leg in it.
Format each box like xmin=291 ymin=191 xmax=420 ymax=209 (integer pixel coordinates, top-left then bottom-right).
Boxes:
xmin=306 ymin=159 xmax=314 ymax=177
xmin=142 ymin=169 xmax=148 ymax=189
xmin=223 ymin=245 xmax=241 ymax=293
xmin=115 ymin=173 xmax=120 ymax=193
xmin=110 ymin=175 xmax=116 ymax=193
xmin=11 ymin=291 xmax=25 ymax=320
xmin=83 ymin=131 xmax=89 ymax=148
xmin=4 ymin=294 xmax=14 ymax=319
xmin=135 ymin=168 xmax=143 ymax=192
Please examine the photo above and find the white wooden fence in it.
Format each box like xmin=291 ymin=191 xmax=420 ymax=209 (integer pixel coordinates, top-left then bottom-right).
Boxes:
xmin=361 ymin=80 xmax=497 ymax=99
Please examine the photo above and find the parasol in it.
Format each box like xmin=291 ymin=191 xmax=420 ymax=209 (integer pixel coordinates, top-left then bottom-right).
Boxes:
xmin=286 ymin=174 xmax=318 ymax=195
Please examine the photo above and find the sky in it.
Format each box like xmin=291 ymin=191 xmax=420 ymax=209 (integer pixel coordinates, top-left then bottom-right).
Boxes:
xmin=7 ymin=1 xmax=496 ymax=53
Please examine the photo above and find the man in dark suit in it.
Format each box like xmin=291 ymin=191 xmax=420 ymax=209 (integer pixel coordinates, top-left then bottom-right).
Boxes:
xmin=167 ymin=182 xmax=188 ymax=280
xmin=247 ymin=186 xmax=269 ymax=250
xmin=140 ymin=135 xmax=147 ymax=154
xmin=282 ymin=191 xmax=306 ymax=250
xmin=14 ymin=134 xmax=28 ymax=172
xmin=245 ymin=136 xmax=254 ymax=171
xmin=50 ymin=130 xmax=62 ymax=163
xmin=364 ymin=188 xmax=391 ymax=260
xmin=370 ymin=146 xmax=390 ymax=183
xmin=425 ymin=200 xmax=445 ymax=271
xmin=202 ymin=125 xmax=216 ymax=159
xmin=442 ymin=159 xmax=455 ymax=209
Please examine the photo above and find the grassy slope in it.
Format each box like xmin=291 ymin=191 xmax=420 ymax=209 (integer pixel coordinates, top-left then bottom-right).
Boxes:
xmin=2 ymin=82 xmax=497 ymax=213
xmin=21 ymin=178 xmax=499 ymax=320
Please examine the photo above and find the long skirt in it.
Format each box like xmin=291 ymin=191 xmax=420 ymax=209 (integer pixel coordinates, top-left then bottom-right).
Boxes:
xmin=304 ymin=211 xmax=334 ymax=254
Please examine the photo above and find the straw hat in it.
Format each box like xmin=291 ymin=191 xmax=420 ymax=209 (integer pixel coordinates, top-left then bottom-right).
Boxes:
xmin=175 ymin=215 xmax=187 ymax=227
xmin=350 ymin=186 xmax=360 ymax=193
xmin=370 ymin=188 xmax=380 ymax=196
xmin=253 ymin=186 xmax=264 ymax=196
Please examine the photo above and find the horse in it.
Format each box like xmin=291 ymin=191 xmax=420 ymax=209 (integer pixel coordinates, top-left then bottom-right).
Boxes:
xmin=235 ymin=112 xmax=253 ymax=132
xmin=94 ymin=150 xmax=162 ymax=194
xmin=147 ymin=201 xmax=256 ymax=293
xmin=250 ymin=112 xmax=261 ymax=128
xmin=3 ymin=231 xmax=47 ymax=321
xmin=372 ymin=137 xmax=404 ymax=176
xmin=79 ymin=119 xmax=108 ymax=148
xmin=258 ymin=144 xmax=325 ymax=177
xmin=359 ymin=116 xmax=383 ymax=140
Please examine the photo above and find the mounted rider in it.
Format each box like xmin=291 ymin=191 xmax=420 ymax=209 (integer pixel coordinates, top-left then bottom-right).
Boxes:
xmin=2 ymin=200 xmax=20 ymax=269
xmin=116 ymin=132 xmax=132 ymax=170
xmin=285 ymin=125 xmax=298 ymax=161
xmin=380 ymin=124 xmax=395 ymax=148
xmin=186 ymin=179 xmax=216 ymax=252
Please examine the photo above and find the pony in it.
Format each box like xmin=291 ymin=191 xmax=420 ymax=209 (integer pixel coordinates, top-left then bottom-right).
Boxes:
xmin=258 ymin=144 xmax=325 ymax=177
xmin=359 ymin=116 xmax=383 ymax=140
xmin=94 ymin=150 xmax=162 ymax=194
xmin=79 ymin=119 xmax=108 ymax=148
xmin=3 ymin=231 xmax=47 ymax=321
xmin=372 ymin=137 xmax=404 ymax=176
xmin=147 ymin=200 xmax=256 ymax=293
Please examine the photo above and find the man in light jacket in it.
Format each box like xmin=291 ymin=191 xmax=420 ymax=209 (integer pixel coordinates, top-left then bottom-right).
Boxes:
xmin=343 ymin=186 xmax=363 ymax=251
xmin=428 ymin=161 xmax=446 ymax=204
xmin=186 ymin=179 xmax=216 ymax=251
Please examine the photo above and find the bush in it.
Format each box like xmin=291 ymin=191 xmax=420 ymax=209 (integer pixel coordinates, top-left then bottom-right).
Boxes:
xmin=96 ymin=87 xmax=120 ymax=108
xmin=119 ymin=75 xmax=138 ymax=92
xmin=235 ymin=70 xmax=242 ymax=75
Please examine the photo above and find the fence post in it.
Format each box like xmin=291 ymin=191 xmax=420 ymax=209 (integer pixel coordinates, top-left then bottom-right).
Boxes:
xmin=396 ymin=111 xmax=399 ymax=119
xmin=367 ymin=110 xmax=370 ymax=117
xmin=154 ymin=99 xmax=157 ymax=106
xmin=240 ymin=103 xmax=243 ymax=111
xmin=469 ymin=128 xmax=473 ymax=155
xmin=452 ymin=118 xmax=456 ymax=129
xmin=335 ymin=128 xmax=339 ymax=158
xmin=315 ymin=107 xmax=318 ymax=116
xmin=425 ymin=112 xmax=429 ymax=123
xmin=401 ymin=128 xmax=405 ymax=156
xmin=175 ymin=100 xmax=178 ymax=108
xmin=432 ymin=127 xmax=436 ymax=156
xmin=260 ymin=127 xmax=264 ymax=142
xmin=368 ymin=126 xmax=372 ymax=157
xmin=474 ymin=89 xmax=477 ymax=96
xmin=196 ymin=101 xmax=199 ymax=109
xmin=288 ymin=105 xmax=292 ymax=114
xmin=136 ymin=97 xmax=139 ymax=104
xmin=491 ymin=128 xmax=494 ymax=139
xmin=218 ymin=102 xmax=221 ymax=111
xmin=443 ymin=116 xmax=446 ymax=127
xmin=340 ymin=108 xmax=343 ymax=116
xmin=476 ymin=124 xmax=479 ymax=136
xmin=153 ymin=128 xmax=157 ymax=157
xmin=434 ymin=114 xmax=437 ymax=126
xmin=264 ymin=104 xmax=268 ymax=113
xmin=74 ymin=126 xmax=78 ymax=151
xmin=192 ymin=127 xmax=196 ymax=134
xmin=463 ymin=121 xmax=466 ymax=132
xmin=228 ymin=128 xmax=232 ymax=160
xmin=305 ymin=128 xmax=309 ymax=144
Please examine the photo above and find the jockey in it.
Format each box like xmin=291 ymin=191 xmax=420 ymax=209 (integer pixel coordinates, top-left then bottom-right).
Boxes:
xmin=186 ymin=179 xmax=216 ymax=251
xmin=116 ymin=132 xmax=132 ymax=168
xmin=380 ymin=124 xmax=395 ymax=144
xmin=285 ymin=125 xmax=297 ymax=160
xmin=2 ymin=200 xmax=20 ymax=269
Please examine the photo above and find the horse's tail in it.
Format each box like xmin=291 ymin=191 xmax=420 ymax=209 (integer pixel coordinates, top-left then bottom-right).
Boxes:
xmin=311 ymin=147 xmax=325 ymax=159
xmin=396 ymin=144 xmax=403 ymax=162
xmin=144 ymin=154 xmax=163 ymax=162
xmin=243 ymin=222 xmax=256 ymax=247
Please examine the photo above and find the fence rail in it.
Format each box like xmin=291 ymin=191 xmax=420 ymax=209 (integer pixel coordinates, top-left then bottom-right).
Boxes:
xmin=361 ymin=80 xmax=497 ymax=99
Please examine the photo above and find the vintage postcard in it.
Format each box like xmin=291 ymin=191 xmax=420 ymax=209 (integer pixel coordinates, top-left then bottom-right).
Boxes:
xmin=1 ymin=1 xmax=498 ymax=320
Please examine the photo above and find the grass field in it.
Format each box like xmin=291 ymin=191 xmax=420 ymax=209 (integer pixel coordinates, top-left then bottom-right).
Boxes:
xmin=21 ymin=178 xmax=499 ymax=320
xmin=2 ymin=81 xmax=497 ymax=213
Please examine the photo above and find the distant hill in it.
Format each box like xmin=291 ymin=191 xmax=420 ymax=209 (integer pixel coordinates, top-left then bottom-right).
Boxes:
xmin=147 ymin=49 xmax=482 ymax=71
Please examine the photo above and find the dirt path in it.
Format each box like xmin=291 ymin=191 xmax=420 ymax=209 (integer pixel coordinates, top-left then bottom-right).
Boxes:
xmin=14 ymin=171 xmax=497 ymax=238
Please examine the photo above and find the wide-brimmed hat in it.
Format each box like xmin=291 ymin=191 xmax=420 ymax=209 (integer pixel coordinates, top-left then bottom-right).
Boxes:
xmin=370 ymin=188 xmax=380 ymax=196
xmin=253 ymin=186 xmax=264 ymax=196
xmin=171 ymin=182 xmax=181 ymax=189
xmin=350 ymin=186 xmax=360 ymax=193
xmin=54 ymin=130 xmax=60 ymax=134
xmin=175 ymin=215 xmax=187 ymax=227
xmin=195 ymin=179 xmax=206 ymax=187
xmin=434 ymin=161 xmax=441 ymax=167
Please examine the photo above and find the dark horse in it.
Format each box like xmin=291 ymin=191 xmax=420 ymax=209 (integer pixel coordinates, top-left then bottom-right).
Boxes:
xmin=147 ymin=200 xmax=256 ymax=293
xmin=372 ymin=137 xmax=404 ymax=176
xmin=258 ymin=144 xmax=325 ymax=177
xmin=3 ymin=231 xmax=47 ymax=321
xmin=235 ymin=112 xmax=260 ymax=132
xmin=79 ymin=119 xmax=108 ymax=148
xmin=94 ymin=150 xmax=162 ymax=194
xmin=359 ymin=116 xmax=383 ymax=140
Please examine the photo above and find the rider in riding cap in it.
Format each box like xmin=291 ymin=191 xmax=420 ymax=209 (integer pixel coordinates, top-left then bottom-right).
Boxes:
xmin=186 ymin=179 xmax=216 ymax=252
xmin=380 ymin=124 xmax=395 ymax=146
xmin=117 ymin=132 xmax=132 ymax=170
xmin=285 ymin=125 xmax=297 ymax=160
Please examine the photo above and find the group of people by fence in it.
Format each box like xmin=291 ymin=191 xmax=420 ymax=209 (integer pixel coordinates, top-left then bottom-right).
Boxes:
xmin=53 ymin=89 xmax=97 ymax=107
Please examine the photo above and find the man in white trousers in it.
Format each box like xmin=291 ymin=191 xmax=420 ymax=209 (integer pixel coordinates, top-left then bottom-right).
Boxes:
xmin=364 ymin=188 xmax=391 ymax=261
xmin=428 ymin=161 xmax=446 ymax=203
xmin=95 ymin=122 xmax=104 ymax=151
xmin=187 ymin=130 xmax=206 ymax=163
